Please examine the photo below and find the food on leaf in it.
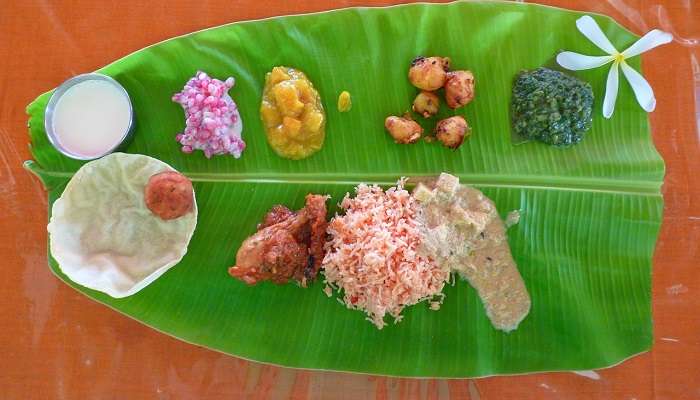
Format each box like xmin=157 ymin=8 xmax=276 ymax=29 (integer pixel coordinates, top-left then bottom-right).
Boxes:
xmin=259 ymin=205 xmax=297 ymax=228
xmin=444 ymin=70 xmax=475 ymax=109
xmin=384 ymin=115 xmax=423 ymax=144
xmin=229 ymin=194 xmax=328 ymax=287
xmin=408 ymin=56 xmax=451 ymax=91
xmin=413 ymin=173 xmax=530 ymax=331
xmin=322 ymin=180 xmax=449 ymax=329
xmin=337 ymin=90 xmax=352 ymax=112
xmin=260 ymin=66 xmax=326 ymax=160
xmin=412 ymin=91 xmax=440 ymax=118
xmin=389 ymin=57 xmax=476 ymax=147
xmin=144 ymin=171 xmax=194 ymax=220
xmin=172 ymin=71 xmax=245 ymax=158
xmin=511 ymin=67 xmax=593 ymax=146
xmin=434 ymin=116 xmax=469 ymax=149
xmin=47 ymin=153 xmax=198 ymax=298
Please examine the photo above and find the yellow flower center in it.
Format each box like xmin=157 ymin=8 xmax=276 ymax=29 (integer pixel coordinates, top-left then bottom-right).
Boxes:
xmin=613 ymin=53 xmax=625 ymax=64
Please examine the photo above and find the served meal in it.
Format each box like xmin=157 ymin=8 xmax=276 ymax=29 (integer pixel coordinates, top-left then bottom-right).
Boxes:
xmin=40 ymin=60 xmax=518 ymax=328
xmin=47 ymin=153 xmax=197 ymax=298
xmin=172 ymin=71 xmax=245 ymax=158
xmin=29 ymin=4 xmax=671 ymax=377
xmin=511 ymin=67 xmax=593 ymax=146
xmin=385 ymin=56 xmax=475 ymax=149
xmin=40 ymin=47 xmax=530 ymax=333
xmin=260 ymin=66 xmax=326 ymax=160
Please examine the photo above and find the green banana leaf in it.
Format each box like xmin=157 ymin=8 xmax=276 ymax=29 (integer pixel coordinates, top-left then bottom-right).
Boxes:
xmin=25 ymin=1 xmax=663 ymax=377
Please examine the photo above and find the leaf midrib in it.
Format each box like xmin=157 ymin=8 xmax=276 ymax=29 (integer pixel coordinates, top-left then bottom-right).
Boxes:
xmin=24 ymin=161 xmax=662 ymax=196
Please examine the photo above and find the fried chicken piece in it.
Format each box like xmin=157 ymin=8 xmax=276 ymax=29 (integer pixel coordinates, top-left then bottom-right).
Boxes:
xmin=299 ymin=194 xmax=328 ymax=284
xmin=231 ymin=228 xmax=309 ymax=285
xmin=258 ymin=205 xmax=296 ymax=229
xmin=229 ymin=194 xmax=328 ymax=287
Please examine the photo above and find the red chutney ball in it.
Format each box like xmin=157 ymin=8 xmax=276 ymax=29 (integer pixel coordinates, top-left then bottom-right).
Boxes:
xmin=144 ymin=171 xmax=193 ymax=220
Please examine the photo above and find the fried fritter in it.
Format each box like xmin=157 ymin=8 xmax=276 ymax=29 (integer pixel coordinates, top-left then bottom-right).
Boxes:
xmin=144 ymin=171 xmax=193 ymax=220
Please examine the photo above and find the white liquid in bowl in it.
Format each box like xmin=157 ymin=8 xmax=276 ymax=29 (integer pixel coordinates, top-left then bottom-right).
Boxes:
xmin=52 ymin=80 xmax=131 ymax=158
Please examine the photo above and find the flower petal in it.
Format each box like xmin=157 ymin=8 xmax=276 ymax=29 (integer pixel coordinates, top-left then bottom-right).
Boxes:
xmin=620 ymin=61 xmax=656 ymax=112
xmin=556 ymin=52 xmax=613 ymax=70
xmin=603 ymin=62 xmax=620 ymax=119
xmin=621 ymin=29 xmax=673 ymax=58
xmin=576 ymin=15 xmax=618 ymax=54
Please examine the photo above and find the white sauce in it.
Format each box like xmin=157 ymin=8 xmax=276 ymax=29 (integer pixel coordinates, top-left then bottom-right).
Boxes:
xmin=413 ymin=173 xmax=531 ymax=332
xmin=52 ymin=80 xmax=130 ymax=158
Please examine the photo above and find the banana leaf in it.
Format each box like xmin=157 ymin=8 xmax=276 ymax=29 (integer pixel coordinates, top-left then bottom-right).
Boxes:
xmin=24 ymin=1 xmax=663 ymax=377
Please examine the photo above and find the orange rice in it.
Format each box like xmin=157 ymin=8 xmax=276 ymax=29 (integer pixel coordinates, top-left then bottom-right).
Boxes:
xmin=322 ymin=180 xmax=449 ymax=329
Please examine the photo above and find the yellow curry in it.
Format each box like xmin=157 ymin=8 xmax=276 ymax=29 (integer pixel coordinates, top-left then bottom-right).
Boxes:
xmin=260 ymin=66 xmax=325 ymax=160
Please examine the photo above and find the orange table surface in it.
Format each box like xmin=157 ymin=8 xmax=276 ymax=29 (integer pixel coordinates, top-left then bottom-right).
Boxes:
xmin=1 ymin=1 xmax=698 ymax=399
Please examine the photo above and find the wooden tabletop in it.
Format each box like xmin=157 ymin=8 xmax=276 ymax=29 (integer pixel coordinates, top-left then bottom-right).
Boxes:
xmin=1 ymin=1 xmax=698 ymax=398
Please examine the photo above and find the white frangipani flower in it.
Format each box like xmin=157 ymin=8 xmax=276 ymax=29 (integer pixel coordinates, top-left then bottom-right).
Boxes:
xmin=556 ymin=15 xmax=672 ymax=119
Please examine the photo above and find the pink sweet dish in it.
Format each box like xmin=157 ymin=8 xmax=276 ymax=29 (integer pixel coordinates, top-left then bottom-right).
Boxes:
xmin=172 ymin=71 xmax=245 ymax=158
